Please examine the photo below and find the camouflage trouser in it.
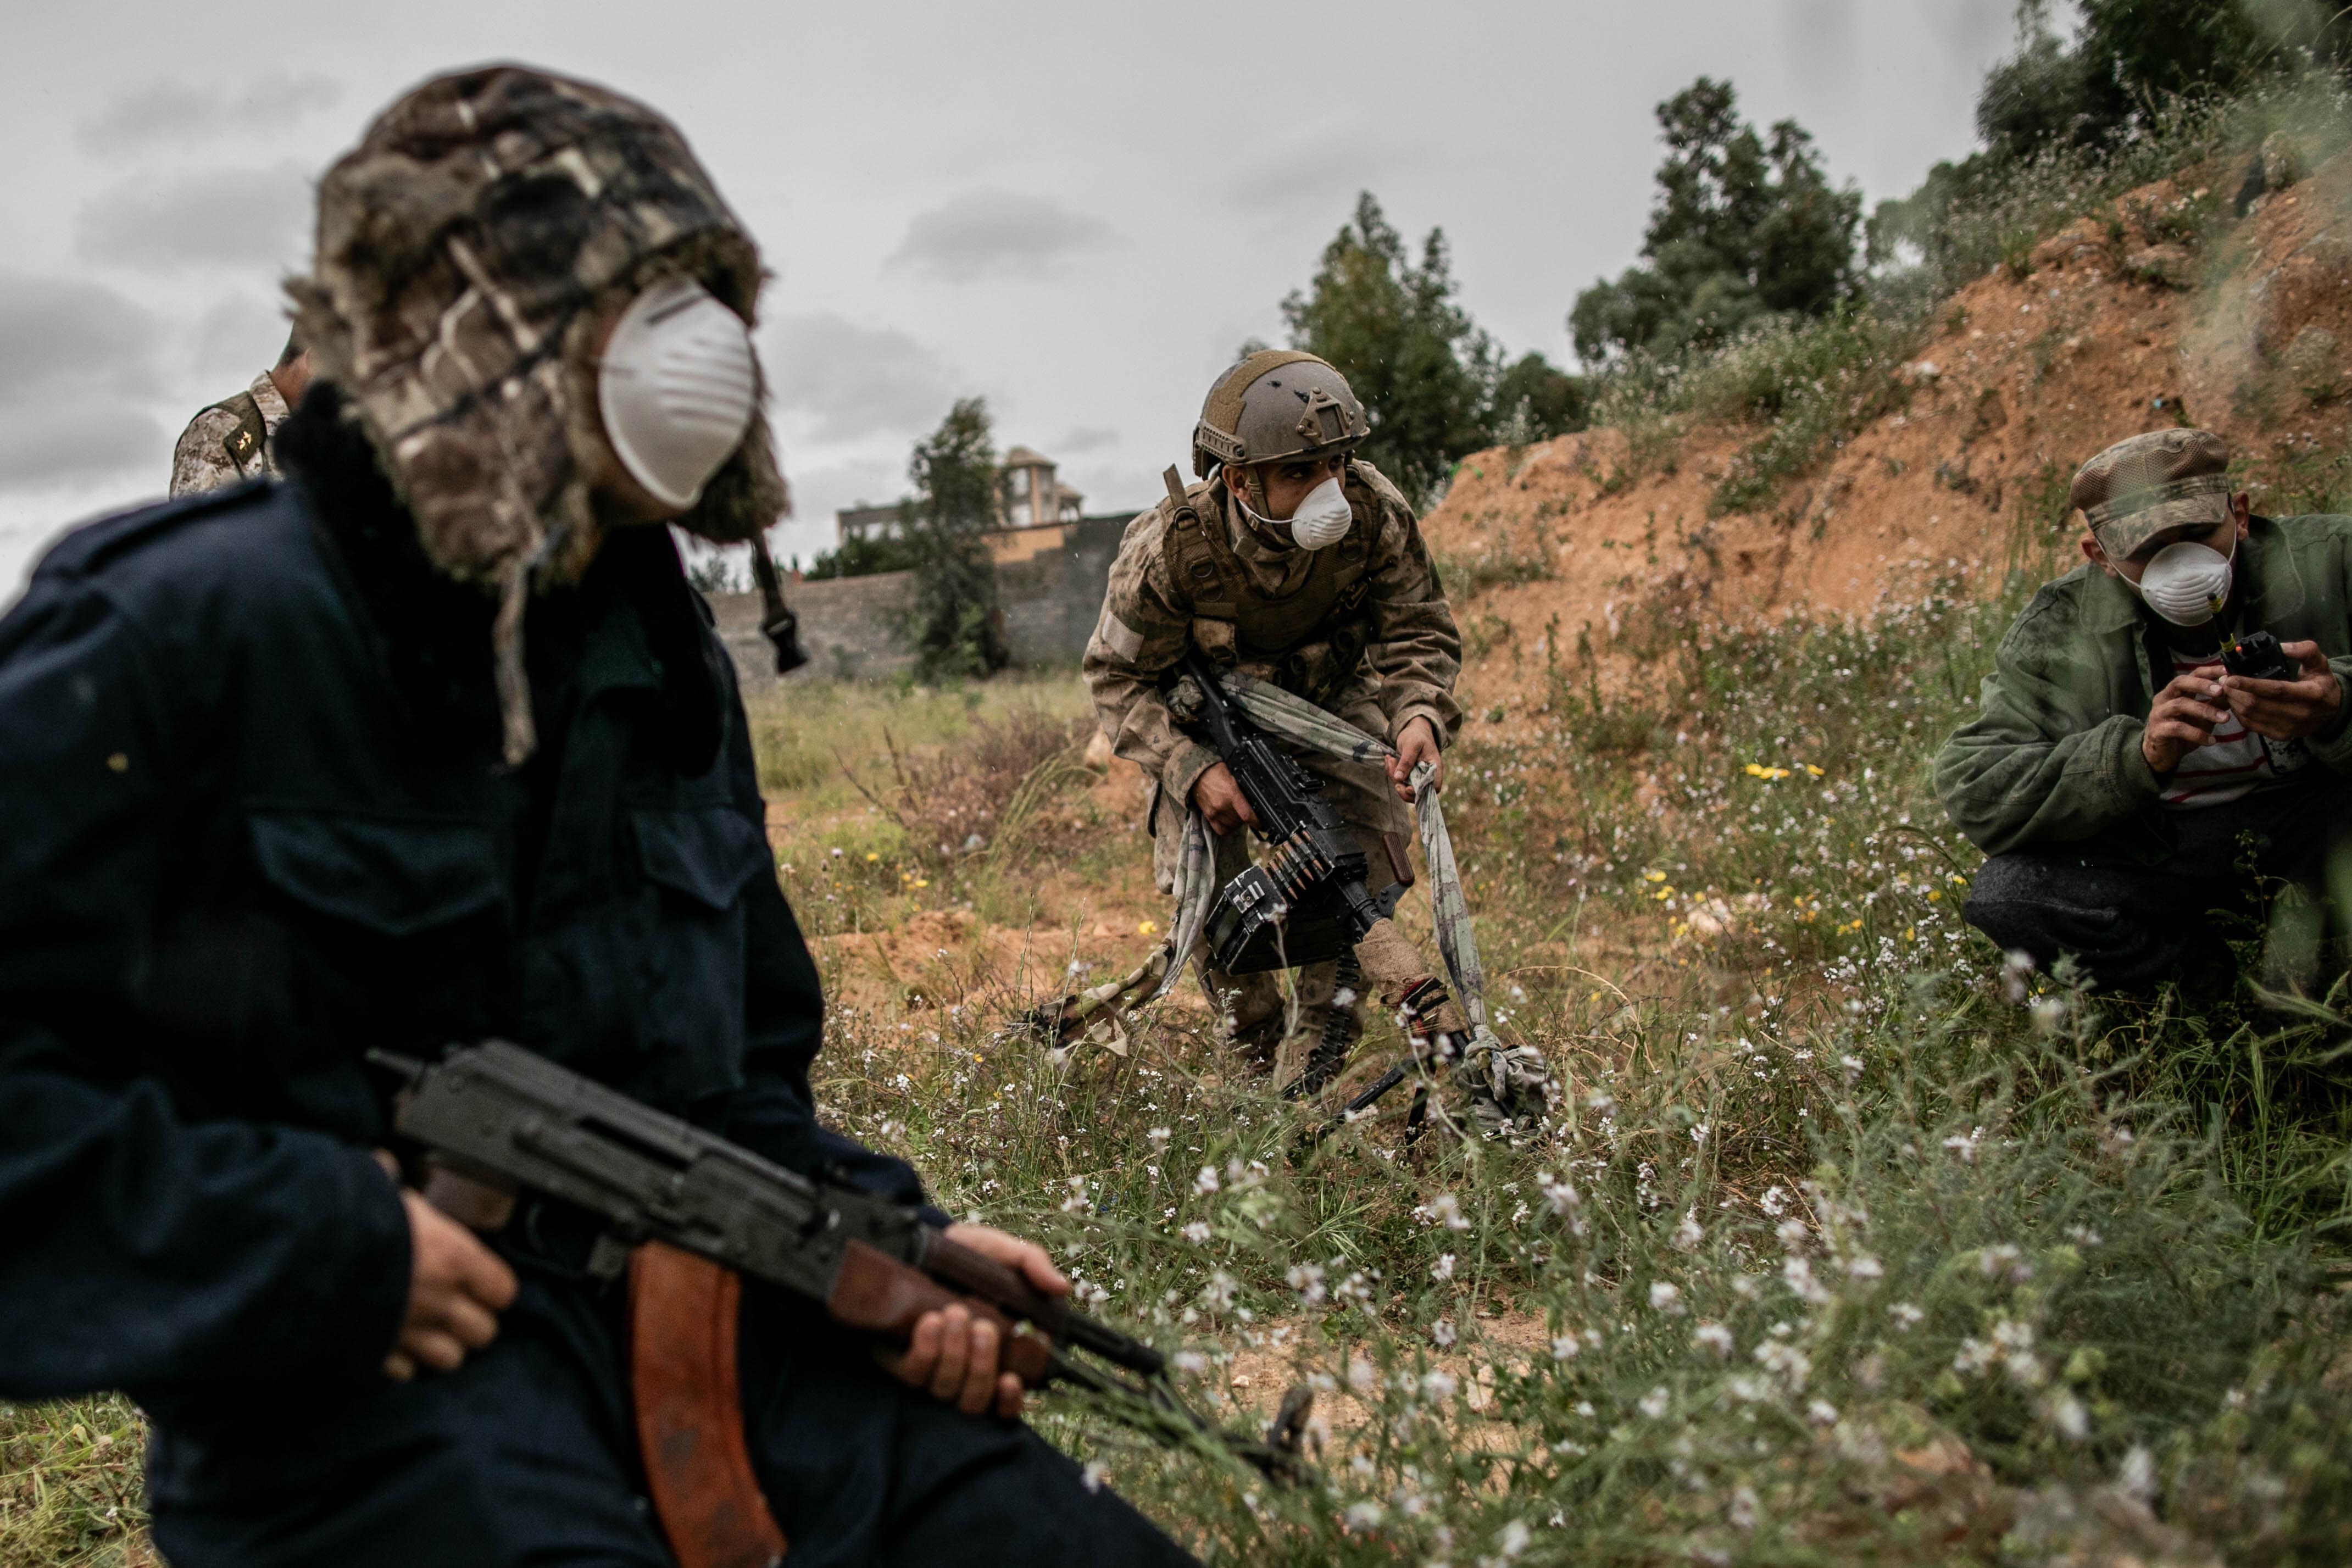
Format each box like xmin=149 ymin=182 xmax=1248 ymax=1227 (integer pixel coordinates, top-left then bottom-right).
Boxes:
xmin=1152 ymin=724 xmax=1415 ymax=1087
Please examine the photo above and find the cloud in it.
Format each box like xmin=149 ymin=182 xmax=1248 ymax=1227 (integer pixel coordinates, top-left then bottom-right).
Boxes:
xmin=79 ymin=73 xmax=341 ymax=153
xmin=886 ymin=190 xmax=1119 ymax=282
xmin=1221 ymin=124 xmax=1427 ymax=216
xmin=0 ymin=407 xmax=167 ymax=490
xmin=0 ymin=273 xmax=168 ymax=488
xmin=76 ymin=164 xmax=313 ymax=271
xmin=1054 ymin=426 xmax=1120 ymax=454
xmin=763 ymin=313 xmax=959 ymax=443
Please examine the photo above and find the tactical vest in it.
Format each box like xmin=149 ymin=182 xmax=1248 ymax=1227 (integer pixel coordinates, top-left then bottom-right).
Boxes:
xmin=1158 ymin=461 xmax=1383 ymax=703
xmin=205 ymin=390 xmax=273 ymax=478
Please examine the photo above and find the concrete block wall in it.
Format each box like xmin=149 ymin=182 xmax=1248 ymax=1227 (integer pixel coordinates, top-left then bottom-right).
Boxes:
xmin=708 ymin=513 xmax=1133 ymax=688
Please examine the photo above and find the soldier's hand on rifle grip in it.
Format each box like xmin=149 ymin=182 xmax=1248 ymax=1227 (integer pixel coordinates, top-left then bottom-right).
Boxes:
xmin=1387 ymin=716 xmax=1443 ymax=804
xmin=1193 ymin=762 xmax=1258 ymax=837
xmin=382 ymin=1185 xmax=518 ymax=1382
xmin=885 ymin=1224 xmax=1067 ymax=1418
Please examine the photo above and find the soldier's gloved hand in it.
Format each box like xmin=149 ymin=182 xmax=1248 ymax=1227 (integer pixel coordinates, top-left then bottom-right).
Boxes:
xmin=381 ymin=1172 xmax=519 ymax=1382
xmin=1387 ymin=717 xmax=1443 ymax=804
xmin=886 ymin=1223 xmax=1068 ymax=1418
xmin=1192 ymin=762 xmax=1258 ymax=837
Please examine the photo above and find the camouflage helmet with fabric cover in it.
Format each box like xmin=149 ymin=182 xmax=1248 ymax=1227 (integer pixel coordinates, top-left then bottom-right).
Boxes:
xmin=288 ymin=64 xmax=788 ymax=595
xmin=1191 ymin=350 xmax=1369 ymax=479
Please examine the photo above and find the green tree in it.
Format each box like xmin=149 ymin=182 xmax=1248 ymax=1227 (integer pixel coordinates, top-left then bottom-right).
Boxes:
xmin=1965 ymin=1 xmax=2352 ymax=183
xmin=1571 ymin=78 xmax=1861 ymax=365
xmin=1489 ymin=352 xmax=1589 ymax=445
xmin=1281 ymin=193 xmax=1499 ymax=507
xmin=900 ymin=397 xmax=1008 ymax=681
xmin=803 ymin=532 xmax=918 ymax=580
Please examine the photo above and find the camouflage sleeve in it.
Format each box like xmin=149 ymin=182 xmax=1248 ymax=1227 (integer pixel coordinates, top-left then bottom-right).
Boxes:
xmin=1083 ymin=511 xmax=1220 ymax=807
xmin=168 ymin=409 xmax=249 ymax=498
xmin=1356 ymin=467 xmax=1463 ymax=747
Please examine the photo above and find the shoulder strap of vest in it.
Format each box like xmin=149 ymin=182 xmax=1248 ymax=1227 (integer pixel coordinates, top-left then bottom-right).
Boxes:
xmin=208 ymin=391 xmax=268 ymax=473
xmin=1159 ymin=464 xmax=1247 ymax=616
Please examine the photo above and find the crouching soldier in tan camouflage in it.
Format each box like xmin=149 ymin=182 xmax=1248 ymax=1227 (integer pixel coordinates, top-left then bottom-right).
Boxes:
xmin=1085 ymin=351 xmax=1482 ymax=1100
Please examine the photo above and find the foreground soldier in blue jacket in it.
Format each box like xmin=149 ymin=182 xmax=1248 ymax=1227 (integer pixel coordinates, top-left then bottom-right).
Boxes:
xmin=0 ymin=65 xmax=1191 ymax=1568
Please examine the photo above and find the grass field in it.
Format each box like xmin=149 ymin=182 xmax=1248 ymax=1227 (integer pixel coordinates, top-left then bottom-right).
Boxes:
xmin=12 ymin=552 xmax=2352 ymax=1564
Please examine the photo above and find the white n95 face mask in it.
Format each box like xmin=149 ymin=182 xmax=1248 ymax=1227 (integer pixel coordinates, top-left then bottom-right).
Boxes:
xmin=1286 ymin=475 xmax=1354 ymax=550
xmin=597 ymin=276 xmax=758 ymax=510
xmin=2131 ymin=537 xmax=2234 ymax=626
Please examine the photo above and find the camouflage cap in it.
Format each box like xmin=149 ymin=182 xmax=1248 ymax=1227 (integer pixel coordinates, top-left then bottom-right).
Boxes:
xmin=288 ymin=65 xmax=788 ymax=593
xmin=2070 ymin=428 xmax=2236 ymax=558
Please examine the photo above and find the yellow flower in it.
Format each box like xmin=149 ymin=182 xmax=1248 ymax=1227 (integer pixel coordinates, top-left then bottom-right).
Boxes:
xmin=1927 ymin=890 xmax=1941 ymax=902
xmin=1804 ymin=764 xmax=1825 ymax=777
xmin=913 ymin=878 xmax=930 ymax=889
xmin=1644 ymin=870 xmax=1667 ymax=882
xmin=1654 ymin=887 xmax=1675 ymax=901
xmin=865 ymin=852 xmax=880 ymax=863
xmin=1137 ymin=919 xmax=1159 ymax=936
xmin=1905 ymin=927 xmax=1917 ymax=941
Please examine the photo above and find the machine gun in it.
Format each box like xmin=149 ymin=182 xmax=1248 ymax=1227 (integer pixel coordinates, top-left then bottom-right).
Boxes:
xmin=1176 ymin=654 xmax=1465 ymax=1127
xmin=369 ymin=1042 xmax=1305 ymax=1481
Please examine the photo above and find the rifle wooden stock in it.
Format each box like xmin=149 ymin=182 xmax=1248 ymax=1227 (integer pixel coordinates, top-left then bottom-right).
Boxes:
xmin=826 ymin=1238 xmax=1053 ymax=1384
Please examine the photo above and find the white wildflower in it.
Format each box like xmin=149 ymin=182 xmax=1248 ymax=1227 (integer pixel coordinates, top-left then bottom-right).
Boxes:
xmin=1550 ymin=1333 xmax=1581 ymax=1361
xmin=1193 ymin=1166 xmax=1219 ymax=1196
xmin=1759 ymin=1185 xmax=1788 ymax=1217
xmin=1648 ymin=1281 xmax=1684 ymax=1315
xmin=1181 ymin=1220 xmax=1211 ymax=1243
xmin=1348 ymin=1355 xmax=1376 ymax=1394
xmin=1200 ymin=1271 xmax=1237 ymax=1310
xmin=1806 ymin=1399 xmax=1840 ymax=1426
xmin=1536 ymin=1172 xmax=1581 ymax=1216
xmin=1776 ymin=1217 xmax=1809 ymax=1250
xmin=2045 ymin=1389 xmax=2088 ymax=1440
xmin=1431 ymin=1253 xmax=1456 ymax=1283
xmin=1754 ymin=1339 xmax=1811 ymax=1391
xmin=1728 ymin=1485 xmax=1760 ymax=1530
xmin=1422 ymin=1370 xmax=1458 ymax=1402
xmin=1690 ymin=1122 xmax=1709 ymax=1146
xmin=1978 ymin=1243 xmax=2031 ymax=1284
xmin=1424 ymin=1193 xmax=1471 ymax=1231
xmin=1431 ymin=1318 xmax=1456 ymax=1347
xmin=2119 ymin=1445 xmax=2156 ymax=1501
xmin=1286 ymin=1263 xmax=1327 ymax=1305
xmin=1693 ymin=1322 xmax=1734 ymax=1357
xmin=1147 ymin=1126 xmax=1171 ymax=1148
xmin=1843 ymin=1254 xmax=1884 ymax=1281
xmin=1942 ymin=1127 xmax=1981 ymax=1163
xmin=1344 ymin=1500 xmax=1384 ymax=1530
xmin=1638 ymin=1386 xmax=1671 ymax=1419
xmin=1781 ymin=1255 xmax=1831 ymax=1305
xmin=1081 ymin=1460 xmax=1107 ymax=1493
xmin=1672 ymin=1209 xmax=1704 ymax=1252
xmin=1726 ymin=1374 xmax=1769 ymax=1404
xmin=1888 ymin=1302 xmax=1924 ymax=1331
xmin=1497 ymin=1519 xmax=1531 ymax=1558
xmin=1172 ymin=1349 xmax=1208 ymax=1374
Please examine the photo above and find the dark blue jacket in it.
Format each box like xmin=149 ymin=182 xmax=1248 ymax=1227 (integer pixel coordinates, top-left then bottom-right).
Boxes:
xmin=0 ymin=419 xmax=925 ymax=1434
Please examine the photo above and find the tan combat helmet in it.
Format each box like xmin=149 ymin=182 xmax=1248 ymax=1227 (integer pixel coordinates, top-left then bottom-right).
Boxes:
xmin=1191 ymin=350 xmax=1370 ymax=479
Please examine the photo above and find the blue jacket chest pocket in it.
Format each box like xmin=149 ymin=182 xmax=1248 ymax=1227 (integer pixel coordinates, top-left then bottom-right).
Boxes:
xmin=242 ymin=811 xmax=505 ymax=1067
xmin=625 ymin=804 xmax=768 ymax=1107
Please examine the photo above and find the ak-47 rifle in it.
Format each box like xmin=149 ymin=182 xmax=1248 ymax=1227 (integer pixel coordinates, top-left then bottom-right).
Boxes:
xmin=369 ymin=1042 xmax=1305 ymax=1481
xmin=1176 ymin=654 xmax=1466 ymax=1132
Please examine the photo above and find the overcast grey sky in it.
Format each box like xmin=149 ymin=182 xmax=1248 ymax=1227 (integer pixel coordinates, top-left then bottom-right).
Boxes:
xmin=0 ymin=0 xmax=2020 ymax=598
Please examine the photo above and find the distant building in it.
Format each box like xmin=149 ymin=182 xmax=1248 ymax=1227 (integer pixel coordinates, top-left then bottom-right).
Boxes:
xmin=835 ymin=442 xmax=1111 ymax=560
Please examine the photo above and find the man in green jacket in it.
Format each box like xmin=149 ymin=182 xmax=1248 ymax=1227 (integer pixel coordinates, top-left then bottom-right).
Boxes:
xmin=1936 ymin=428 xmax=2352 ymax=991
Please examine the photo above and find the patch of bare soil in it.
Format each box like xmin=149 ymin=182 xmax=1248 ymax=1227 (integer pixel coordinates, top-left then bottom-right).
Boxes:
xmin=1426 ymin=151 xmax=2352 ymax=711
